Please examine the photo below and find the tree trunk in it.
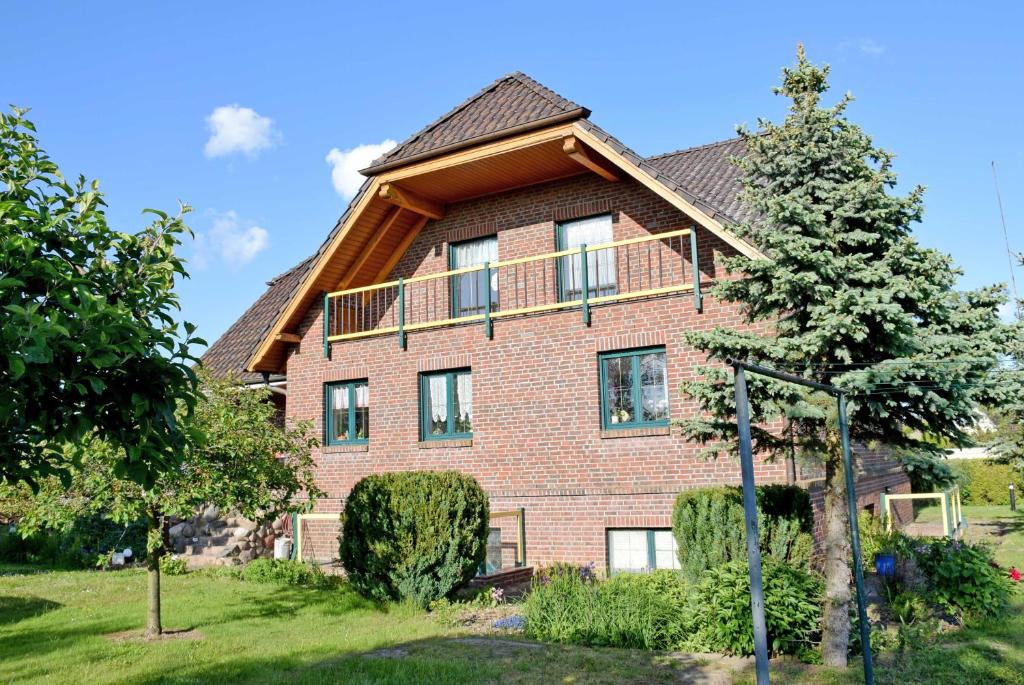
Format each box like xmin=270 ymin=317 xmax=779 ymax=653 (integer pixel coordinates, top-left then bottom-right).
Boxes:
xmin=820 ymin=439 xmax=852 ymax=667
xmin=145 ymin=508 xmax=163 ymax=638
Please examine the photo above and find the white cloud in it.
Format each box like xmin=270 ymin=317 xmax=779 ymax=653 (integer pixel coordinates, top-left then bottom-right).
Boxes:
xmin=193 ymin=210 xmax=269 ymax=270
xmin=326 ymin=139 xmax=397 ymax=198
xmin=858 ymin=39 xmax=886 ymax=56
xmin=204 ymin=105 xmax=279 ymax=158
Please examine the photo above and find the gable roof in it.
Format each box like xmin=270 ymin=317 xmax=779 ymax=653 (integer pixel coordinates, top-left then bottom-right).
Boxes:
xmin=646 ymin=137 xmax=752 ymax=224
xmin=199 ymin=256 xmax=313 ymax=383
xmin=199 ymin=73 xmax=773 ymax=377
xmin=361 ymin=72 xmax=590 ymax=175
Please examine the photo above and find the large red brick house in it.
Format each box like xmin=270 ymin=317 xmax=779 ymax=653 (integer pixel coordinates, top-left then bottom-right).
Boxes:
xmin=202 ymin=73 xmax=910 ymax=572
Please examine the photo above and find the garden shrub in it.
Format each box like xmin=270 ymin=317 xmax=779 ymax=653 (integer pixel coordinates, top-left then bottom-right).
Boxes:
xmin=683 ymin=559 xmax=823 ymax=657
xmin=242 ymin=558 xmax=326 ymax=586
xmin=159 ymin=555 xmax=188 ymax=576
xmin=523 ymin=568 xmax=691 ymax=650
xmin=340 ymin=471 xmax=489 ymax=606
xmin=856 ymin=511 xmax=914 ymax=568
xmin=914 ymin=538 xmax=1012 ymax=620
xmin=951 ymin=460 xmax=1023 ymax=505
xmin=672 ymin=485 xmax=813 ymax=579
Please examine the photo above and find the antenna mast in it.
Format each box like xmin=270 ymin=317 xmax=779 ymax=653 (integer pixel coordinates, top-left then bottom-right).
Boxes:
xmin=992 ymin=161 xmax=1021 ymax=319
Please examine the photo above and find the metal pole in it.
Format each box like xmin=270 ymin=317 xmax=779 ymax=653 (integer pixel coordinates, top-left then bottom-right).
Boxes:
xmin=322 ymin=292 xmax=330 ymax=359
xmin=838 ymin=394 xmax=875 ymax=685
xmin=1011 ymin=483 xmax=1016 ymax=512
xmin=397 ymin=278 xmax=406 ymax=350
xmin=732 ymin=364 xmax=771 ymax=685
xmin=483 ymin=262 xmax=493 ymax=339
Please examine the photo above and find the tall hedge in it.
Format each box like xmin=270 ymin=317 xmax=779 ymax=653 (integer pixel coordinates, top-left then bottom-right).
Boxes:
xmin=671 ymin=485 xmax=813 ymax=579
xmin=340 ymin=471 xmax=489 ymax=606
xmin=951 ymin=460 xmax=1024 ymax=505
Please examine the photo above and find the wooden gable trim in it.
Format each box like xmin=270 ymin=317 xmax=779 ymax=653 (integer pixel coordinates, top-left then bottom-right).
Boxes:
xmin=246 ymin=177 xmax=382 ymax=372
xmin=570 ymin=124 xmax=766 ymax=261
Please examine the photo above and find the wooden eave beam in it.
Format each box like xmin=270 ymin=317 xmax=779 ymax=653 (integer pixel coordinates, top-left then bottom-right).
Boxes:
xmin=369 ymin=215 xmax=429 ymax=286
xmin=562 ymin=135 xmax=620 ymax=181
xmin=337 ymin=206 xmax=403 ymax=290
xmin=275 ymin=333 xmax=301 ymax=344
xmin=379 ymin=183 xmax=444 ymax=220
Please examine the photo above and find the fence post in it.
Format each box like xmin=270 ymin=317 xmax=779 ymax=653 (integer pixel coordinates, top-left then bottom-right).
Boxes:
xmin=483 ymin=262 xmax=493 ymax=339
xmin=879 ymin=492 xmax=888 ymax=530
xmin=731 ymin=364 xmax=770 ymax=685
xmin=940 ymin=490 xmax=951 ymax=537
xmin=838 ymin=393 xmax=876 ymax=685
xmin=397 ymin=278 xmax=406 ymax=350
xmin=517 ymin=506 xmax=526 ymax=568
xmin=579 ymin=244 xmax=590 ymax=326
xmin=689 ymin=225 xmax=703 ymax=313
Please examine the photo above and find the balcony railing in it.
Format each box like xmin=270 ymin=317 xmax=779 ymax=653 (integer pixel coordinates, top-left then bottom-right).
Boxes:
xmin=322 ymin=227 xmax=702 ymax=353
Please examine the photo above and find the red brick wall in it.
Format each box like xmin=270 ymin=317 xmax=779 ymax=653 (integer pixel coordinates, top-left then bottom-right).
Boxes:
xmin=285 ymin=173 xmax=909 ymax=565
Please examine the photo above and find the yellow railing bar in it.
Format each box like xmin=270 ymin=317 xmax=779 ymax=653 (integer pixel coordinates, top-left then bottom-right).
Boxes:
xmin=294 ymin=512 xmax=340 ymax=563
xmin=589 ymin=283 xmax=693 ymax=305
xmin=326 ymin=228 xmax=692 ymax=299
xmin=403 ymin=313 xmax=485 ymax=331
xmin=328 ymin=325 xmax=400 ymax=342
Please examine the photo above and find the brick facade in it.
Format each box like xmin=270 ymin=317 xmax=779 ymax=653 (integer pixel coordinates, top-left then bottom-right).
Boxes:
xmin=285 ymin=173 xmax=910 ymax=566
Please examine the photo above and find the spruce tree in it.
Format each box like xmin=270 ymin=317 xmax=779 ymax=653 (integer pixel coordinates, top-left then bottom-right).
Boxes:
xmin=679 ymin=47 xmax=1006 ymax=666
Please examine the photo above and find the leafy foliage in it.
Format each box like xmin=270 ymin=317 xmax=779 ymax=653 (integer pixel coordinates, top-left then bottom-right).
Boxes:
xmin=159 ymin=555 xmax=188 ymax=576
xmin=674 ymin=47 xmax=1007 ymax=663
xmin=671 ymin=485 xmax=813 ymax=579
xmin=242 ymin=558 xmax=329 ymax=587
xmin=683 ymin=559 xmax=823 ymax=657
xmin=340 ymin=471 xmax=489 ymax=606
xmin=897 ymin=452 xmax=958 ymax=493
xmin=523 ymin=569 xmax=691 ymax=650
xmin=914 ymin=539 xmax=1013 ymax=620
xmin=0 ymin=106 xmax=204 ymax=487
xmin=856 ymin=511 xmax=914 ymax=567
xmin=0 ymin=514 xmax=146 ymax=568
xmin=951 ymin=460 xmax=1024 ymax=505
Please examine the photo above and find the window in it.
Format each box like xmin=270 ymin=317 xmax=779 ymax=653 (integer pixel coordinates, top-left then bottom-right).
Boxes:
xmin=557 ymin=214 xmax=616 ymax=301
xmin=607 ymin=529 xmax=680 ymax=574
xmin=450 ymin=236 xmax=498 ymax=317
xmin=420 ymin=369 xmax=473 ymax=439
xmin=599 ymin=347 xmax=668 ymax=429
xmin=325 ymin=380 xmax=369 ymax=445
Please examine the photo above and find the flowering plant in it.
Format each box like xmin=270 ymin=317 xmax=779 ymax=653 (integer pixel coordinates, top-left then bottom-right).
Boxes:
xmin=915 ymin=539 xmax=1012 ymax=620
xmin=1010 ymin=567 xmax=1021 ymax=583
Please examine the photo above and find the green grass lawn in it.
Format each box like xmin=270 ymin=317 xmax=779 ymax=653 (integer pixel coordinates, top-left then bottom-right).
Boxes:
xmin=3 ymin=506 xmax=1022 ymax=684
xmin=912 ymin=504 xmax=1024 ymax=567
xmin=0 ymin=565 xmax=731 ymax=684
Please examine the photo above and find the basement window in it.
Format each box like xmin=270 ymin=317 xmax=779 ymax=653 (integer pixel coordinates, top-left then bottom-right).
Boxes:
xmin=607 ymin=529 xmax=680 ymax=574
xmin=325 ymin=380 xmax=369 ymax=445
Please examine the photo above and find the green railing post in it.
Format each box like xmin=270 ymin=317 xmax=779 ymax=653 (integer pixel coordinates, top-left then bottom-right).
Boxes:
xmin=397 ymin=278 xmax=406 ymax=350
xmin=517 ymin=506 xmax=526 ymax=568
xmin=483 ymin=262 xmax=493 ymax=339
xmin=690 ymin=225 xmax=703 ymax=313
xmin=322 ymin=292 xmax=330 ymax=359
xmin=579 ymin=244 xmax=590 ymax=326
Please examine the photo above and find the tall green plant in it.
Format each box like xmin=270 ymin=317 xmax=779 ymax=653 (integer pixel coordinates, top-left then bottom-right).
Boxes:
xmin=6 ymin=371 xmax=321 ymax=637
xmin=0 ymin=107 xmax=203 ymax=488
xmin=677 ymin=47 xmax=1007 ymax=666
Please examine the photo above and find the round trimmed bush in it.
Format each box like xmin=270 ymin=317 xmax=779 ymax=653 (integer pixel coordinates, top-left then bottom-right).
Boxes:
xmin=340 ymin=471 xmax=489 ymax=606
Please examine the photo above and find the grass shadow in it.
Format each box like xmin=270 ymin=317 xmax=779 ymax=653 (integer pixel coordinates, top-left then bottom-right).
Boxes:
xmin=0 ymin=595 xmax=62 ymax=627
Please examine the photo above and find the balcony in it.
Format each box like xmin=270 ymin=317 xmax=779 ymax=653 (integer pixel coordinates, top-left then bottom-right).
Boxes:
xmin=322 ymin=227 xmax=702 ymax=352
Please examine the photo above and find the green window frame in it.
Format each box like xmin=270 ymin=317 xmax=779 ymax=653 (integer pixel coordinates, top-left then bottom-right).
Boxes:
xmin=449 ymin=235 xmax=498 ymax=318
xmin=419 ymin=369 xmax=473 ymax=440
xmin=555 ymin=213 xmax=617 ymax=302
xmin=598 ymin=347 xmax=669 ymax=430
xmin=606 ymin=528 xmax=680 ymax=574
xmin=324 ymin=380 xmax=369 ymax=445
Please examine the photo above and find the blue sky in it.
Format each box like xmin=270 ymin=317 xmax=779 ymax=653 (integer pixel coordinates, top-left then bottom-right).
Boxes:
xmin=6 ymin=2 xmax=1023 ymax=348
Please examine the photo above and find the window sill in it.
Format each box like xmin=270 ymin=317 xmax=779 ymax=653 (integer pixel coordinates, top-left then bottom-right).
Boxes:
xmin=418 ymin=439 xmax=473 ymax=449
xmin=600 ymin=426 xmax=670 ymax=439
xmin=323 ymin=443 xmax=369 ymax=454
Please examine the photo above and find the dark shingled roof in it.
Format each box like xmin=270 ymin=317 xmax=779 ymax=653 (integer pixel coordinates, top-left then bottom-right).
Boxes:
xmin=199 ymin=256 xmax=314 ymax=383
xmin=645 ymin=137 xmax=752 ymax=224
xmin=203 ymin=73 xmax=757 ymax=380
xmin=361 ymin=72 xmax=589 ymax=174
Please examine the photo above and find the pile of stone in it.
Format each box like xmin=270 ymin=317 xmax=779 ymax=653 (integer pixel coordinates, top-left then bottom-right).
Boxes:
xmin=168 ymin=504 xmax=287 ymax=568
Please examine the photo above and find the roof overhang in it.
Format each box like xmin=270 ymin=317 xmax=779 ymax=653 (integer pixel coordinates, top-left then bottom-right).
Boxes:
xmin=245 ymin=121 xmax=764 ymax=373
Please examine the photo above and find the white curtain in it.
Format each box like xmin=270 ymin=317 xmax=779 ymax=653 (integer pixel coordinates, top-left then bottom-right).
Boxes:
xmin=333 ymin=385 xmax=348 ymax=410
xmin=560 ymin=215 xmax=616 ymax=296
xmin=428 ymin=375 xmax=447 ymax=423
xmin=452 ymin=237 xmax=498 ymax=314
xmin=456 ymin=373 xmax=473 ymax=423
